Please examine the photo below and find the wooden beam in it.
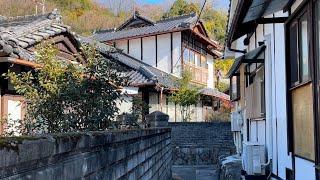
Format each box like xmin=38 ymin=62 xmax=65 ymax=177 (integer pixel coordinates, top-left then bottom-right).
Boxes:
xmin=256 ymin=17 xmax=288 ymax=24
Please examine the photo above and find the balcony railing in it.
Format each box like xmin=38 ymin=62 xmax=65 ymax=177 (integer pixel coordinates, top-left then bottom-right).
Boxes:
xmin=183 ymin=63 xmax=208 ymax=85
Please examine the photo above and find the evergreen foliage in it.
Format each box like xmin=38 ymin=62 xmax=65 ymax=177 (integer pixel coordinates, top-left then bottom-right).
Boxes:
xmin=169 ymin=71 xmax=200 ymax=122
xmin=3 ymin=43 xmax=128 ymax=134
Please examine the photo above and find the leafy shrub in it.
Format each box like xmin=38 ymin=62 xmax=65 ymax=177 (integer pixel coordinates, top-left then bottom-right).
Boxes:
xmin=4 ymin=42 xmax=128 ymax=135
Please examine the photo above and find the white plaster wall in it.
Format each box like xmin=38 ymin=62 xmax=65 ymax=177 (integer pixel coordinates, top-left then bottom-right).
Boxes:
xmin=129 ymin=38 xmax=141 ymax=60
xmin=167 ymin=101 xmax=176 ymax=122
xmin=149 ymin=92 xmax=159 ymax=113
xmin=116 ymin=40 xmax=128 ymax=53
xmin=142 ymin=36 xmax=156 ymax=66
xmin=157 ymin=34 xmax=171 ymax=72
xmin=7 ymin=100 xmax=22 ymax=136
xmin=295 ymin=157 xmax=315 ymax=180
xmin=207 ymin=55 xmax=214 ymax=89
xmin=172 ymin=32 xmax=181 ymax=76
xmin=249 ymin=32 xmax=256 ymax=51
xmin=116 ymin=96 xmax=133 ymax=115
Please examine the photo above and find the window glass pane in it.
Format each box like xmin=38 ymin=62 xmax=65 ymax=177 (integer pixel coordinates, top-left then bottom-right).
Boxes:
xmin=183 ymin=48 xmax=189 ymax=64
xmin=190 ymin=51 xmax=195 ymax=64
xmin=292 ymin=84 xmax=315 ymax=160
xmin=290 ymin=23 xmax=299 ymax=86
xmin=299 ymin=14 xmax=309 ymax=81
xmin=201 ymin=55 xmax=207 ymax=68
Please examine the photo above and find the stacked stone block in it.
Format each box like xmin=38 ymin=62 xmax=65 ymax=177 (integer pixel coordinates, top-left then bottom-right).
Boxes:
xmin=0 ymin=128 xmax=172 ymax=180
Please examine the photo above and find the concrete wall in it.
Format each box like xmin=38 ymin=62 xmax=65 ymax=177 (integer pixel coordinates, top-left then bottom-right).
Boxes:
xmin=169 ymin=122 xmax=235 ymax=165
xmin=0 ymin=128 xmax=172 ymax=180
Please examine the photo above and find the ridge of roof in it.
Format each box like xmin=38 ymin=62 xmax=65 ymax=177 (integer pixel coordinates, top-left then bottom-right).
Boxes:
xmin=156 ymin=12 xmax=197 ymax=23
xmin=117 ymin=11 xmax=155 ymax=31
xmin=0 ymin=9 xmax=61 ymax=27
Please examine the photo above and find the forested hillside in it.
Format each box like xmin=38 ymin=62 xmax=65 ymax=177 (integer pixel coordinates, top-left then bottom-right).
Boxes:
xmin=0 ymin=0 xmax=228 ymax=44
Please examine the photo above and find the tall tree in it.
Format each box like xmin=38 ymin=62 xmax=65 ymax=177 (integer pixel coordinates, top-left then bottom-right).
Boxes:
xmin=163 ymin=0 xmax=200 ymax=18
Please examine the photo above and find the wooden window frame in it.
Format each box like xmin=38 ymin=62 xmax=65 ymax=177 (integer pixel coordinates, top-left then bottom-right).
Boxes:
xmin=285 ymin=0 xmax=320 ymax=164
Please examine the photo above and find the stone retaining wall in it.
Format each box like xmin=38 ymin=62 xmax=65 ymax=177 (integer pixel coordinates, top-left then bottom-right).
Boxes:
xmin=0 ymin=128 xmax=172 ymax=180
xmin=169 ymin=122 xmax=235 ymax=166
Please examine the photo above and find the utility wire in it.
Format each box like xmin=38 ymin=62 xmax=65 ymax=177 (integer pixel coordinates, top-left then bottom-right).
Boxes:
xmin=173 ymin=0 xmax=207 ymax=69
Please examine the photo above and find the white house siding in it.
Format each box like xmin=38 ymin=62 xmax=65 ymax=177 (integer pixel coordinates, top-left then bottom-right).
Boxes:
xmin=115 ymin=40 xmax=128 ymax=53
xmin=142 ymin=36 xmax=156 ymax=66
xmin=157 ymin=34 xmax=171 ymax=72
xmin=172 ymin=32 xmax=181 ymax=76
xmin=129 ymin=38 xmax=141 ymax=60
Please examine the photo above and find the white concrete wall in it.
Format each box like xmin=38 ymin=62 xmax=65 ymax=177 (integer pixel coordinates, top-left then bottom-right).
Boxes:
xmin=142 ymin=36 xmax=156 ymax=66
xmin=129 ymin=38 xmax=141 ymax=60
xmin=157 ymin=34 xmax=171 ymax=72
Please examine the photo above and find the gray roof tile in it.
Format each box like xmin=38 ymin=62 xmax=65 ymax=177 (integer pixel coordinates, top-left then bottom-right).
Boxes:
xmin=93 ymin=13 xmax=198 ymax=42
xmin=0 ymin=9 xmax=71 ymax=61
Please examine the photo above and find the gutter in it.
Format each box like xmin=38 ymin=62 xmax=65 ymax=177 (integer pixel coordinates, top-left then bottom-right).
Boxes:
xmin=0 ymin=57 xmax=41 ymax=68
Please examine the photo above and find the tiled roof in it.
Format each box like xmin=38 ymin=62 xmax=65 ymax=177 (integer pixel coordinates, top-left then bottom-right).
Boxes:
xmin=0 ymin=9 xmax=71 ymax=61
xmin=93 ymin=13 xmax=198 ymax=42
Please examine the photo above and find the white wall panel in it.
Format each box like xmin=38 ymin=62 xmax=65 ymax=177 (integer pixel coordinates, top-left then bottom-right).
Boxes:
xmin=274 ymin=11 xmax=292 ymax=178
xmin=157 ymin=34 xmax=171 ymax=72
xmin=129 ymin=38 xmax=141 ymax=60
xmin=142 ymin=36 xmax=156 ymax=66
xmin=207 ymin=55 xmax=214 ymax=89
xmin=172 ymin=32 xmax=181 ymax=76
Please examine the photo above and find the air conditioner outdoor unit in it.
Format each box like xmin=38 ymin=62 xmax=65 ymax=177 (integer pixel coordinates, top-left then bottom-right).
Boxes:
xmin=242 ymin=142 xmax=266 ymax=175
xmin=231 ymin=111 xmax=243 ymax=132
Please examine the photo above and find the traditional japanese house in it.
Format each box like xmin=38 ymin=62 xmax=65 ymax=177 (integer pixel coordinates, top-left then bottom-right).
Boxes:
xmin=0 ymin=10 xmax=86 ymax=135
xmin=80 ymin=36 xmax=230 ymax=122
xmin=226 ymin=0 xmax=320 ymax=179
xmin=93 ymin=11 xmax=229 ymax=122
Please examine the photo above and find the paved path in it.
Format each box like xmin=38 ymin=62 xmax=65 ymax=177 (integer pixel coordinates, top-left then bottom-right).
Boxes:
xmin=172 ymin=165 xmax=219 ymax=180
